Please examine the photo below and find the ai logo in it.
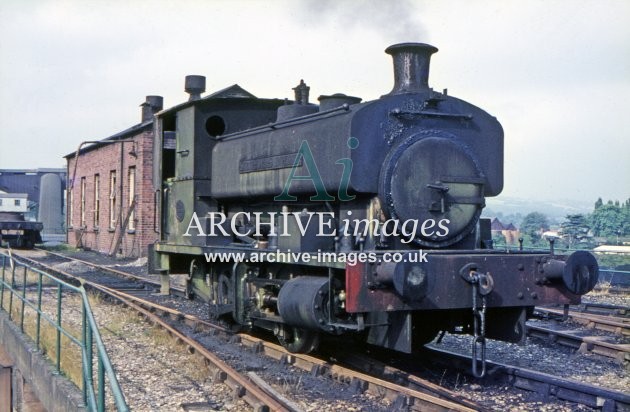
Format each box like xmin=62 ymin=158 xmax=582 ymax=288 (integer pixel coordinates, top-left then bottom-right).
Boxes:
xmin=274 ymin=137 xmax=359 ymax=202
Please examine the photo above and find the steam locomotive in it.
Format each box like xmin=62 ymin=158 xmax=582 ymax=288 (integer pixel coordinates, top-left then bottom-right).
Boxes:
xmin=150 ymin=43 xmax=598 ymax=372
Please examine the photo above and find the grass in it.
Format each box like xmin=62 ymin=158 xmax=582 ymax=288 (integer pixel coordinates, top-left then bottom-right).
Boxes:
xmin=589 ymin=280 xmax=613 ymax=296
xmin=41 ymin=243 xmax=79 ymax=253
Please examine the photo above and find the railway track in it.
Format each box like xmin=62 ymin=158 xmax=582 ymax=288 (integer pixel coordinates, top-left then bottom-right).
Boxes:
xmin=8 ymin=247 xmax=630 ymax=411
xmin=105 ymin=282 xmax=630 ymax=411
xmin=526 ymin=323 xmax=630 ymax=364
xmin=419 ymin=347 xmax=630 ymax=411
xmin=106 ymin=287 xmax=482 ymax=411
xmin=535 ymin=307 xmax=630 ymax=336
xmin=8 ymin=249 xmax=483 ymax=412
xmin=31 ymin=247 xmax=188 ymax=297
xmin=528 ymin=306 xmax=630 ymax=364
xmin=575 ymin=302 xmax=629 ymax=318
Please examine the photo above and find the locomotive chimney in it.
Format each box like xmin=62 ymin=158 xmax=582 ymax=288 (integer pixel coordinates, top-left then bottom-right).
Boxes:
xmin=385 ymin=43 xmax=438 ymax=95
xmin=140 ymin=95 xmax=163 ymax=123
xmin=185 ymin=75 xmax=206 ymax=101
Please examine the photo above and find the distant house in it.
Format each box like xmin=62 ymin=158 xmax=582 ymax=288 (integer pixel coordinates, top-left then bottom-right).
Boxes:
xmin=490 ymin=217 xmax=520 ymax=245
xmin=542 ymin=230 xmax=561 ymax=240
xmin=0 ymin=192 xmax=28 ymax=213
xmin=593 ymin=245 xmax=630 ymax=254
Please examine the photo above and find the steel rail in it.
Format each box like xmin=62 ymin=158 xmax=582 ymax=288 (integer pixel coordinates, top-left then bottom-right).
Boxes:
xmin=424 ymin=346 xmax=630 ymax=411
xmin=535 ymin=307 xmax=630 ymax=336
xmin=526 ymin=324 xmax=630 ymax=364
xmin=576 ymin=302 xmax=629 ymax=317
xmin=32 ymin=248 xmax=187 ymax=296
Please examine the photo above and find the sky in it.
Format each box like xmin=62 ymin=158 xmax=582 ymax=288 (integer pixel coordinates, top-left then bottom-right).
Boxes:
xmin=0 ymin=0 xmax=628 ymax=205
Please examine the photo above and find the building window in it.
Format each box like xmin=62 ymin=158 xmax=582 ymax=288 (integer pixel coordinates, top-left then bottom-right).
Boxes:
xmin=128 ymin=166 xmax=136 ymax=230
xmin=109 ymin=170 xmax=117 ymax=229
xmin=80 ymin=177 xmax=86 ymax=227
xmin=0 ymin=199 xmax=3 ymax=206
xmin=14 ymin=199 xmax=21 ymax=206
xmin=94 ymin=174 xmax=100 ymax=228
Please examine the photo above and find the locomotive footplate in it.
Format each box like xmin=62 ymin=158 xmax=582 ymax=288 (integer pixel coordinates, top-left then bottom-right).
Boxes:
xmin=345 ymin=250 xmax=598 ymax=313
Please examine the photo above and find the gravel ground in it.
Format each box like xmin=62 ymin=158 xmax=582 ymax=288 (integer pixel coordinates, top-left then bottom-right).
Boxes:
xmin=92 ymin=304 xmax=251 ymax=411
xmin=429 ymin=332 xmax=629 ymax=392
xmin=582 ymin=288 xmax=630 ymax=307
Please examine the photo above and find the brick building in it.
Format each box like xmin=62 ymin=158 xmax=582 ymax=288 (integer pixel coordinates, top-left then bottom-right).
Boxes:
xmin=65 ymin=97 xmax=163 ymax=257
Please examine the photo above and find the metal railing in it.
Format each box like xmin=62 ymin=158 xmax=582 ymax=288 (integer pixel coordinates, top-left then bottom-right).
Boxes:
xmin=0 ymin=251 xmax=128 ymax=411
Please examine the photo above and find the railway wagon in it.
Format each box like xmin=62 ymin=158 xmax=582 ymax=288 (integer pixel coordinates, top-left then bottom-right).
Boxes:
xmin=0 ymin=193 xmax=42 ymax=248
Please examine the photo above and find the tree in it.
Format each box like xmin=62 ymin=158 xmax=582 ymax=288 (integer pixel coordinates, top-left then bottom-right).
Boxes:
xmin=590 ymin=202 xmax=625 ymax=237
xmin=594 ymin=197 xmax=603 ymax=209
xmin=560 ymin=214 xmax=590 ymax=248
xmin=623 ymin=199 xmax=630 ymax=235
xmin=520 ymin=212 xmax=549 ymax=246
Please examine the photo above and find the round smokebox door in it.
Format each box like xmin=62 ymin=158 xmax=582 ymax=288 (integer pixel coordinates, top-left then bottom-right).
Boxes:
xmin=379 ymin=132 xmax=485 ymax=247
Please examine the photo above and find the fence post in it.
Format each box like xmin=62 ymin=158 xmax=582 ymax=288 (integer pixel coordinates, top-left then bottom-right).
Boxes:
xmin=0 ymin=255 xmax=5 ymax=308
xmin=36 ymin=273 xmax=42 ymax=348
xmin=81 ymin=305 xmax=88 ymax=405
xmin=20 ymin=266 xmax=27 ymax=332
xmin=87 ymin=313 xmax=93 ymax=405
xmin=0 ymin=364 xmax=11 ymax=412
xmin=8 ymin=264 xmax=16 ymax=320
xmin=55 ymin=284 xmax=62 ymax=373
xmin=98 ymin=356 xmax=105 ymax=412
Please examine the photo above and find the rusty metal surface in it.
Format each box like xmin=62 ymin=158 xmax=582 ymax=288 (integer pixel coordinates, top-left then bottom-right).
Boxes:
xmin=346 ymin=252 xmax=582 ymax=313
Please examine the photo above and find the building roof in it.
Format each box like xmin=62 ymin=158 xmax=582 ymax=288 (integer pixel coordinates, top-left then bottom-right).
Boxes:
xmin=593 ymin=245 xmax=630 ymax=254
xmin=207 ymin=84 xmax=256 ymax=99
xmin=63 ymin=119 xmax=153 ymax=159
xmin=157 ymin=84 xmax=258 ymax=117
xmin=0 ymin=168 xmax=66 ymax=174
xmin=490 ymin=217 xmax=519 ymax=231
xmin=0 ymin=192 xmax=28 ymax=198
xmin=490 ymin=217 xmax=505 ymax=231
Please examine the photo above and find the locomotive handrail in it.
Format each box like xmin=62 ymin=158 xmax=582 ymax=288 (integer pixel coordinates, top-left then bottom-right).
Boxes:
xmin=0 ymin=251 xmax=129 ymax=412
xmin=216 ymin=103 xmax=352 ymax=141
xmin=390 ymin=108 xmax=473 ymax=120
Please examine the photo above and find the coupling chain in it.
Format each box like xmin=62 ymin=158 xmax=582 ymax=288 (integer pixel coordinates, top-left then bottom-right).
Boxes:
xmin=471 ymin=280 xmax=487 ymax=378
xmin=459 ymin=266 xmax=494 ymax=378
